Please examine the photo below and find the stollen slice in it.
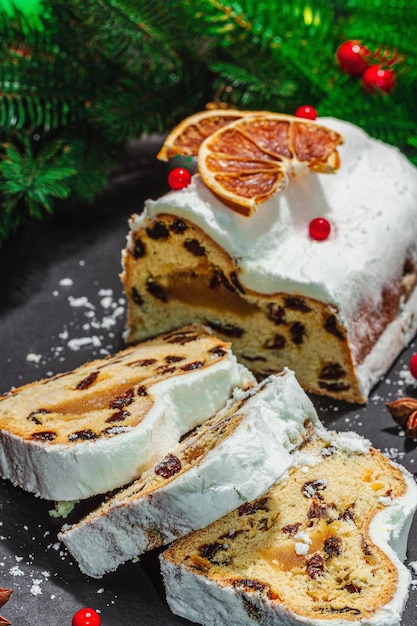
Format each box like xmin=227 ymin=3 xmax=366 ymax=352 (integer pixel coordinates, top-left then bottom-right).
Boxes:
xmin=59 ymin=370 xmax=320 ymax=577
xmin=0 ymin=324 xmax=253 ymax=500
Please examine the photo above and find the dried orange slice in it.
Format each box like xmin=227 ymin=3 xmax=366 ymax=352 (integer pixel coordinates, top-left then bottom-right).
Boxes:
xmin=157 ymin=108 xmax=248 ymax=162
xmin=198 ymin=113 xmax=344 ymax=216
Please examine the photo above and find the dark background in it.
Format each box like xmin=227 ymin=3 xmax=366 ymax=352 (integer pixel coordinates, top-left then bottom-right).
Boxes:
xmin=0 ymin=138 xmax=416 ymax=625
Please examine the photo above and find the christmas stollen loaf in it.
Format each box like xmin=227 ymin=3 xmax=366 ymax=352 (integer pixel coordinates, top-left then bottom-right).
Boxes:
xmin=59 ymin=370 xmax=320 ymax=578
xmin=122 ymin=115 xmax=417 ymax=403
xmin=0 ymin=325 xmax=253 ymax=500
xmin=160 ymin=429 xmax=417 ymax=626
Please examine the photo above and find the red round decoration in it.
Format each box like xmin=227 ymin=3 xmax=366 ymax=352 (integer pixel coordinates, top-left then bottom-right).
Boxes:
xmin=409 ymin=354 xmax=417 ymax=379
xmin=361 ymin=64 xmax=396 ymax=94
xmin=168 ymin=167 xmax=192 ymax=190
xmin=295 ymin=105 xmax=318 ymax=120
xmin=72 ymin=608 xmax=101 ymax=626
xmin=336 ymin=40 xmax=370 ymax=76
xmin=309 ymin=217 xmax=331 ymax=241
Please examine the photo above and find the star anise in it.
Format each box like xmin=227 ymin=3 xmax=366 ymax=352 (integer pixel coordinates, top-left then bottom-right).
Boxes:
xmin=0 ymin=588 xmax=12 ymax=625
xmin=386 ymin=397 xmax=417 ymax=438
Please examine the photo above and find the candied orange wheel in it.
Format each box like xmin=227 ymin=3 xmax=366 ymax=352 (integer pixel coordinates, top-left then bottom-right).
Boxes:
xmin=157 ymin=108 xmax=248 ymax=162
xmin=198 ymin=113 xmax=344 ymax=216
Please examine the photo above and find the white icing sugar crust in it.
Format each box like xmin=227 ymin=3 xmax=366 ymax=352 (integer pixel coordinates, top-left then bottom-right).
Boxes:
xmin=133 ymin=117 xmax=417 ymax=328
xmin=0 ymin=355 xmax=253 ymax=501
xmin=59 ymin=370 xmax=321 ymax=578
xmin=160 ymin=435 xmax=417 ymax=626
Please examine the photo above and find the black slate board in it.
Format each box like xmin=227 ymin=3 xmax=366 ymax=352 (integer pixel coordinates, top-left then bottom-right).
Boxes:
xmin=0 ymin=138 xmax=416 ymax=625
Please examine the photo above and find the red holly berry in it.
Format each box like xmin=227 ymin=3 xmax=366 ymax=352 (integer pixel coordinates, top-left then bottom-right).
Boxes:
xmin=295 ymin=105 xmax=318 ymax=120
xmin=361 ymin=64 xmax=396 ymax=94
xmin=309 ymin=217 xmax=331 ymax=241
xmin=72 ymin=608 xmax=101 ymax=626
xmin=409 ymin=354 xmax=417 ymax=379
xmin=336 ymin=40 xmax=370 ymax=76
xmin=168 ymin=167 xmax=192 ymax=190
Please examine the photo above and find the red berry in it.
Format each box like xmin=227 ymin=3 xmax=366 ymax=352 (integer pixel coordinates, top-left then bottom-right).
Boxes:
xmin=72 ymin=608 xmax=101 ymax=626
xmin=409 ymin=354 xmax=417 ymax=379
xmin=295 ymin=105 xmax=318 ymax=120
xmin=168 ymin=167 xmax=192 ymax=190
xmin=336 ymin=40 xmax=370 ymax=76
xmin=309 ymin=217 xmax=331 ymax=241
xmin=361 ymin=64 xmax=396 ymax=94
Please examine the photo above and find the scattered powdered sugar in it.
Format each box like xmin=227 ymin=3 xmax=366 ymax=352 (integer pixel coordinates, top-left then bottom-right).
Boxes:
xmin=23 ymin=274 xmax=126 ymax=374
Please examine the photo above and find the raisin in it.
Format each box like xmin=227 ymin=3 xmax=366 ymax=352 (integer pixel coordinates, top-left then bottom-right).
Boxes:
xmin=241 ymin=354 xmax=267 ymax=362
xmin=302 ymin=479 xmax=327 ymax=499
xmin=339 ymin=506 xmax=355 ymax=523
xmin=69 ymin=429 xmax=98 ymax=441
xmin=184 ymin=238 xmax=206 ymax=256
xmin=319 ymin=363 xmax=346 ymax=380
xmin=106 ymin=409 xmax=130 ymax=423
xmin=325 ymin=607 xmax=361 ymax=616
xmin=290 ymin=322 xmax=305 ymax=345
xmin=31 ymin=431 xmax=56 ymax=441
xmin=238 ymin=497 xmax=269 ymax=516
xmin=132 ymin=238 xmax=146 ymax=258
xmin=164 ymin=330 xmax=199 ymax=344
xmin=134 ymin=358 xmax=157 ymax=367
xmin=308 ymin=500 xmax=328 ymax=519
xmin=284 ymin=297 xmax=311 ymax=312
xmin=230 ymin=271 xmax=245 ymax=294
xmin=281 ymin=523 xmax=301 ymax=536
xmin=264 ymin=334 xmax=286 ymax=350
xmin=146 ymin=221 xmax=169 ymax=239
xmin=306 ymin=553 xmax=325 ymax=579
xmin=165 ymin=355 xmax=185 ymax=363
xmin=155 ymin=365 xmax=177 ymax=375
xmin=206 ymin=320 xmax=244 ymax=338
xmin=27 ymin=408 xmax=51 ymax=425
xmin=361 ymin=536 xmax=373 ymax=556
xmin=321 ymin=445 xmax=337 ymax=457
xmin=345 ymin=583 xmax=361 ymax=594
xmin=170 ymin=218 xmax=188 ymax=234
xmin=209 ymin=269 xmax=236 ymax=293
xmin=154 ymin=454 xmax=182 ymax=478
xmin=232 ymin=579 xmax=268 ymax=594
xmin=324 ymin=536 xmax=341 ymax=557
xmin=137 ymin=385 xmax=148 ymax=396
xmin=199 ymin=542 xmax=226 ymax=561
xmin=76 ymin=371 xmax=99 ymax=390
xmin=319 ymin=381 xmax=350 ymax=392
xmin=324 ymin=315 xmax=345 ymax=339
xmin=181 ymin=360 xmax=204 ymax=371
xmin=267 ymin=303 xmax=286 ymax=325
xmin=146 ymin=278 xmax=167 ymax=302
xmin=109 ymin=388 xmax=134 ymax=409
xmin=232 ymin=578 xmax=278 ymax=600
xmin=209 ymin=345 xmax=227 ymax=358
xmin=131 ymin=287 xmax=144 ymax=306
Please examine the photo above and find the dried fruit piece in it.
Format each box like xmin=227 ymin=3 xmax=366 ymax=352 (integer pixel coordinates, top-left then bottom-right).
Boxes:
xmin=302 ymin=479 xmax=327 ymax=499
xmin=75 ymin=371 xmax=99 ymax=390
xmin=198 ymin=113 xmax=343 ymax=216
xmin=306 ymin=553 xmax=325 ymax=579
xmin=155 ymin=454 xmax=182 ymax=478
xmin=238 ymin=497 xmax=269 ymax=516
xmin=157 ymin=108 xmax=247 ymax=162
xmin=323 ymin=536 xmax=341 ymax=557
